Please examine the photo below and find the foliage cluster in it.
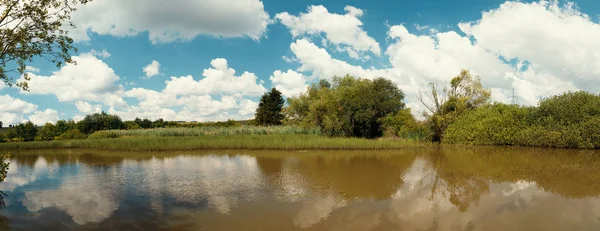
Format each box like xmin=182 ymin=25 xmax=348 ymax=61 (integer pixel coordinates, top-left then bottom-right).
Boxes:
xmin=286 ymin=75 xmax=406 ymax=138
xmin=444 ymin=91 xmax=600 ymax=148
xmin=418 ymin=69 xmax=491 ymax=142
xmin=88 ymin=126 xmax=322 ymax=139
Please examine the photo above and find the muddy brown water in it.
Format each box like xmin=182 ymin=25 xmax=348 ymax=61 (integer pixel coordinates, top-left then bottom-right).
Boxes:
xmin=1 ymin=147 xmax=600 ymax=230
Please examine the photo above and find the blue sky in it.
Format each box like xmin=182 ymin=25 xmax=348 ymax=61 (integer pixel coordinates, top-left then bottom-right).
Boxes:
xmin=2 ymin=0 xmax=600 ymax=125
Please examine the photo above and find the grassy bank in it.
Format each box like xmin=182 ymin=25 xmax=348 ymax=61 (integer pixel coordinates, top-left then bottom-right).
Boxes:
xmin=0 ymin=134 xmax=432 ymax=151
xmin=88 ymin=126 xmax=322 ymax=139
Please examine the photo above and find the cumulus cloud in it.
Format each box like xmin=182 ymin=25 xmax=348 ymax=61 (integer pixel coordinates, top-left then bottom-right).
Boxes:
xmin=25 ymin=66 xmax=40 ymax=72
xmin=75 ymin=101 xmax=103 ymax=114
xmin=270 ymin=70 xmax=308 ymax=97
xmin=276 ymin=5 xmax=380 ymax=58
xmin=0 ymin=94 xmax=38 ymax=114
xmin=69 ymin=0 xmax=271 ymax=43
xmin=143 ymin=60 xmax=161 ymax=78
xmin=164 ymin=58 xmax=266 ymax=97
xmin=284 ymin=0 xmax=600 ymax=112
xmin=22 ymin=53 xmax=124 ymax=104
xmin=89 ymin=49 xmax=111 ymax=58
xmin=28 ymin=109 xmax=60 ymax=125
xmin=0 ymin=112 xmax=24 ymax=126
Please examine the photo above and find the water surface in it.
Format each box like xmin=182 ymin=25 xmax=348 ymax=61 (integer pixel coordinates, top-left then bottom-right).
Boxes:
xmin=1 ymin=147 xmax=600 ymax=230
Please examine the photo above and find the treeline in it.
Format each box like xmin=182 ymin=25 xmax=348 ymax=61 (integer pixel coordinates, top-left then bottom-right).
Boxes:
xmin=0 ymin=112 xmax=242 ymax=142
xmin=281 ymin=70 xmax=600 ymax=149
xmin=443 ymin=92 xmax=600 ymax=148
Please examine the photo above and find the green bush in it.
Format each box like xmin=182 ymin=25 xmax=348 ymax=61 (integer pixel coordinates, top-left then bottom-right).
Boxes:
xmin=7 ymin=121 xmax=38 ymax=142
xmin=535 ymin=91 xmax=600 ymax=127
xmin=87 ymin=126 xmax=322 ymax=139
xmin=55 ymin=129 xmax=88 ymax=140
xmin=580 ymin=116 xmax=600 ymax=148
xmin=39 ymin=123 xmax=57 ymax=141
xmin=88 ymin=130 xmax=121 ymax=139
xmin=78 ymin=112 xmax=126 ymax=134
xmin=444 ymin=103 xmax=530 ymax=145
xmin=286 ymin=75 xmax=405 ymax=138
xmin=444 ymin=91 xmax=600 ymax=149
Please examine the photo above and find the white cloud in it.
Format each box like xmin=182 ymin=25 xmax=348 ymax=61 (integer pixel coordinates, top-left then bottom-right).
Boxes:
xmin=25 ymin=66 xmax=40 ymax=72
xmin=290 ymin=39 xmax=398 ymax=82
xmin=164 ymin=58 xmax=266 ymax=97
xmin=276 ymin=5 xmax=380 ymax=58
xmin=282 ymin=56 xmax=296 ymax=63
xmin=125 ymin=88 xmax=180 ymax=108
xmin=22 ymin=53 xmax=124 ymax=104
xmin=270 ymin=70 xmax=308 ymax=97
xmin=0 ymin=113 xmax=24 ymax=126
xmin=89 ymin=49 xmax=111 ymax=58
xmin=143 ymin=60 xmax=161 ymax=78
xmin=0 ymin=94 xmax=38 ymax=114
xmin=285 ymin=0 xmax=600 ymax=112
xmin=459 ymin=1 xmax=600 ymax=90
xmin=70 ymin=0 xmax=271 ymax=43
xmin=74 ymin=101 xmax=103 ymax=114
xmin=28 ymin=109 xmax=59 ymax=125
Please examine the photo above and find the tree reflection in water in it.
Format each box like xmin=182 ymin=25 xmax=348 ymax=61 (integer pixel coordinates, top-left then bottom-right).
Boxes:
xmin=0 ymin=152 xmax=11 ymax=230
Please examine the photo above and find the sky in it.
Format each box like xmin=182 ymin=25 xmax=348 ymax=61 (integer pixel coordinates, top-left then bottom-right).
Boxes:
xmin=2 ymin=0 xmax=600 ymax=125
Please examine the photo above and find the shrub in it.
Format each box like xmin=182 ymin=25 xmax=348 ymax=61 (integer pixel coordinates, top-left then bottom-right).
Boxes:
xmin=7 ymin=121 xmax=37 ymax=142
xmin=444 ymin=103 xmax=531 ymax=145
xmin=581 ymin=116 xmax=600 ymax=148
xmin=55 ymin=129 xmax=88 ymax=140
xmin=78 ymin=112 xmax=126 ymax=134
xmin=88 ymin=130 xmax=121 ymax=139
xmin=287 ymin=76 xmax=405 ymax=138
xmin=535 ymin=91 xmax=600 ymax=127
xmin=39 ymin=123 xmax=57 ymax=141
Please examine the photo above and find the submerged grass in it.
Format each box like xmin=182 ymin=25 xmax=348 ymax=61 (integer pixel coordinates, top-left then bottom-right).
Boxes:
xmin=88 ymin=126 xmax=322 ymax=139
xmin=0 ymin=134 xmax=432 ymax=151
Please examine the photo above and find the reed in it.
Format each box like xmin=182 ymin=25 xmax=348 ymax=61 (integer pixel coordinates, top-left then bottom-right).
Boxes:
xmin=87 ymin=126 xmax=322 ymax=139
xmin=0 ymin=134 xmax=431 ymax=151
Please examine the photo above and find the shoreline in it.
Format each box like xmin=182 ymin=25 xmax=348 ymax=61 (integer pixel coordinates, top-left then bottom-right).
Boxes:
xmin=0 ymin=134 xmax=434 ymax=152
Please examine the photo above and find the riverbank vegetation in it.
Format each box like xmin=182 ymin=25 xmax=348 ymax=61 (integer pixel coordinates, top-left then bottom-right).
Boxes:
xmin=0 ymin=70 xmax=598 ymax=150
xmin=0 ymin=135 xmax=430 ymax=151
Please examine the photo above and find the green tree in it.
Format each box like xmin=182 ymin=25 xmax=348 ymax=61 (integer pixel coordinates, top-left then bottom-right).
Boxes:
xmin=39 ymin=122 xmax=57 ymax=141
xmin=55 ymin=119 xmax=75 ymax=136
xmin=0 ymin=121 xmax=2 ymax=128
xmin=7 ymin=121 xmax=37 ymax=141
xmin=255 ymin=88 xmax=285 ymax=126
xmin=0 ymin=0 xmax=93 ymax=90
xmin=152 ymin=118 xmax=166 ymax=128
xmin=419 ymin=69 xmax=491 ymax=142
xmin=287 ymin=75 xmax=405 ymax=138
xmin=78 ymin=112 xmax=125 ymax=134
xmin=134 ymin=118 xmax=153 ymax=129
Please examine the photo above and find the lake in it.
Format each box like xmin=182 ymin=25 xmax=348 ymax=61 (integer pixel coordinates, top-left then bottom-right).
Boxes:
xmin=1 ymin=147 xmax=600 ymax=230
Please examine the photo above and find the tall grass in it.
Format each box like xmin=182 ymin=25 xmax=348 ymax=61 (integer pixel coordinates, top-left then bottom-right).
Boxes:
xmin=88 ymin=126 xmax=322 ymax=139
xmin=0 ymin=134 xmax=432 ymax=151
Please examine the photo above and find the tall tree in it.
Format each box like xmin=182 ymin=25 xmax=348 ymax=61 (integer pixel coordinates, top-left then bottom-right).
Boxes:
xmin=0 ymin=0 xmax=93 ymax=90
xmin=286 ymin=75 xmax=406 ymax=138
xmin=39 ymin=122 xmax=57 ymax=140
xmin=7 ymin=121 xmax=37 ymax=141
xmin=418 ymin=69 xmax=491 ymax=142
xmin=78 ymin=111 xmax=125 ymax=134
xmin=255 ymin=88 xmax=285 ymax=126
